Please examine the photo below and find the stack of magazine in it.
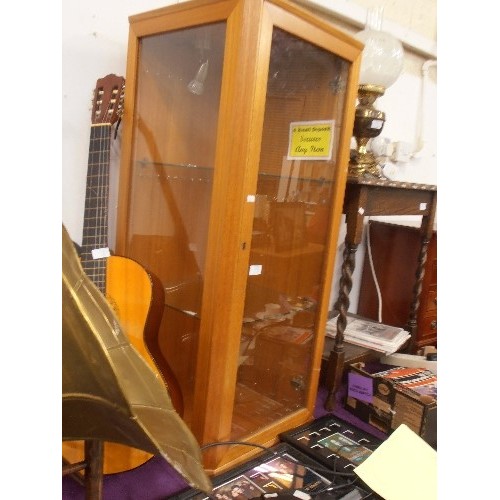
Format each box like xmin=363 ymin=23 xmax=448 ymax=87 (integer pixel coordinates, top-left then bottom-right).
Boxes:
xmin=325 ymin=314 xmax=410 ymax=354
xmin=372 ymin=365 xmax=437 ymax=399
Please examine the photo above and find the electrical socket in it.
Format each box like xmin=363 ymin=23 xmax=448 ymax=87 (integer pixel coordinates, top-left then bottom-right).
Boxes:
xmin=392 ymin=141 xmax=412 ymax=163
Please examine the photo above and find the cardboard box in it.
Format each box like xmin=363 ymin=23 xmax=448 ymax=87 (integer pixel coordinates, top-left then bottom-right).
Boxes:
xmin=345 ymin=362 xmax=437 ymax=448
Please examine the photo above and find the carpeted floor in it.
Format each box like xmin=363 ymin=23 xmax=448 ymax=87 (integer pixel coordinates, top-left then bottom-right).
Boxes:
xmin=62 ymin=384 xmax=386 ymax=499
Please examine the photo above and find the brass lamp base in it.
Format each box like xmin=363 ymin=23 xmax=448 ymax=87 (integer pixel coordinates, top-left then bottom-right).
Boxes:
xmin=349 ymin=148 xmax=384 ymax=178
xmin=348 ymin=84 xmax=387 ymax=178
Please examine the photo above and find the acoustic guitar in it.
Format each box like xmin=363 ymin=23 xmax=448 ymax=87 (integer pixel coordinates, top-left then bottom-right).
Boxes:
xmin=62 ymin=74 xmax=183 ymax=474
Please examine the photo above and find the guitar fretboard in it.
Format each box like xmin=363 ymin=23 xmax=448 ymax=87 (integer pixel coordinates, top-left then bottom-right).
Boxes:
xmin=81 ymin=124 xmax=111 ymax=293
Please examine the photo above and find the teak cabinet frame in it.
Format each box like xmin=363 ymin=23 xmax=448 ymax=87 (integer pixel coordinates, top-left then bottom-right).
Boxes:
xmin=116 ymin=0 xmax=362 ymax=474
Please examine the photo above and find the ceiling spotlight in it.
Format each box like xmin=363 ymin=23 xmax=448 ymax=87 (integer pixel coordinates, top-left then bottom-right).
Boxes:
xmin=187 ymin=60 xmax=209 ymax=95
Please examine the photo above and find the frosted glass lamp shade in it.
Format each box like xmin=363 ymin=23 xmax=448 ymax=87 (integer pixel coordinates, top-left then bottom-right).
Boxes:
xmin=355 ymin=28 xmax=404 ymax=89
xmin=349 ymin=8 xmax=404 ymax=178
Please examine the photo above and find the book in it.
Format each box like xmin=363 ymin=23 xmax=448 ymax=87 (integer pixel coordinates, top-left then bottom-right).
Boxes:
xmin=340 ymin=336 xmax=407 ymax=354
xmin=326 ymin=315 xmax=410 ymax=354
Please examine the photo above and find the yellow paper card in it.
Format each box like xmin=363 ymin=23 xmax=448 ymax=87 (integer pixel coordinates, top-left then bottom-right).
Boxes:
xmin=287 ymin=120 xmax=334 ymax=160
xmin=354 ymin=424 xmax=437 ymax=500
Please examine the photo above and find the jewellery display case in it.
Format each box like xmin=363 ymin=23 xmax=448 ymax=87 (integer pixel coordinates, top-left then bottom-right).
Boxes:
xmin=115 ymin=0 xmax=362 ymax=474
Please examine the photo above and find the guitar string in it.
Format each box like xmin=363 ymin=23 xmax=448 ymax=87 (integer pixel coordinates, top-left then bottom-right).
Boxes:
xmin=95 ymin=86 xmax=114 ymax=291
xmin=85 ymin=85 xmax=113 ymax=291
xmin=83 ymin=89 xmax=105 ymax=285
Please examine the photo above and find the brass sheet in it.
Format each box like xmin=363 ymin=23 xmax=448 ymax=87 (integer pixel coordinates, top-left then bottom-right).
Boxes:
xmin=62 ymin=224 xmax=211 ymax=492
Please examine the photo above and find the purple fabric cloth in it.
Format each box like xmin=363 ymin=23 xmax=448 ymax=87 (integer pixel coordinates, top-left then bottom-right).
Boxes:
xmin=62 ymin=385 xmax=386 ymax=499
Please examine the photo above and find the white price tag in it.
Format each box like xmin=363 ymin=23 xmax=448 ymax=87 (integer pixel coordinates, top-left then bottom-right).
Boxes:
xmin=249 ymin=264 xmax=262 ymax=276
xmin=91 ymin=247 xmax=111 ymax=259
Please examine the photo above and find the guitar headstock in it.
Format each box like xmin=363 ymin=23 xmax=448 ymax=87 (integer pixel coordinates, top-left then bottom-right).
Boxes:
xmin=91 ymin=74 xmax=125 ymax=125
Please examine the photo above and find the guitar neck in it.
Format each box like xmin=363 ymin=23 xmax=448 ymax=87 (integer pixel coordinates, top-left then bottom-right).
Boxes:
xmin=81 ymin=123 xmax=112 ymax=292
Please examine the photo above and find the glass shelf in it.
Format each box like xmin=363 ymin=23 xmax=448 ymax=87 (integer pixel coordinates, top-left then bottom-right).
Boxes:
xmin=135 ymin=158 xmax=336 ymax=184
xmin=136 ymin=159 xmax=214 ymax=171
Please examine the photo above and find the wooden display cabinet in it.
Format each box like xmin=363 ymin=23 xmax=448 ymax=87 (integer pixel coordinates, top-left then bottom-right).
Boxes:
xmin=115 ymin=0 xmax=363 ymax=474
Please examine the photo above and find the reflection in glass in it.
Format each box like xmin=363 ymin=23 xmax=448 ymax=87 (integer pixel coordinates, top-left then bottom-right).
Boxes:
xmin=124 ymin=22 xmax=226 ymax=422
xmin=232 ymin=28 xmax=349 ymax=438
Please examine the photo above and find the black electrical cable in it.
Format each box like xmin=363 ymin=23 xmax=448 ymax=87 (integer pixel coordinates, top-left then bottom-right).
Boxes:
xmin=359 ymin=492 xmax=375 ymax=499
xmin=312 ymin=479 xmax=359 ymax=497
xmin=200 ymin=440 xmax=271 ymax=453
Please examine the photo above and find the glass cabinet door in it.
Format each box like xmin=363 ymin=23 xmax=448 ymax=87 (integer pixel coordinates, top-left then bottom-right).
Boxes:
xmin=232 ymin=28 xmax=350 ymax=438
xmin=123 ymin=21 xmax=227 ymax=420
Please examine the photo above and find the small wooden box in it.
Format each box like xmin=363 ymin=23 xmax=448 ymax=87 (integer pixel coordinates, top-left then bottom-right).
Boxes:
xmin=345 ymin=362 xmax=437 ymax=448
xmin=253 ymin=325 xmax=313 ymax=403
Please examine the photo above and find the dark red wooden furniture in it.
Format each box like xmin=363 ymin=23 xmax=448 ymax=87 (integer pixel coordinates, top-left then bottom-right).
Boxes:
xmin=323 ymin=177 xmax=437 ymax=410
xmin=357 ymin=220 xmax=437 ymax=352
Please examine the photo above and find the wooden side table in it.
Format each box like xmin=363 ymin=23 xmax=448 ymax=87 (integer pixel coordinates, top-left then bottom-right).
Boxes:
xmin=324 ymin=177 xmax=437 ymax=410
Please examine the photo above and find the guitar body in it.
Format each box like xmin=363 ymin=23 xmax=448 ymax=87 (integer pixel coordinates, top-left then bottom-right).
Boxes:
xmin=63 ymin=75 xmax=183 ymax=475
xmin=63 ymin=256 xmax=184 ymax=474
xmin=106 ymin=256 xmax=183 ymax=416
xmin=106 ymin=255 xmax=158 ymax=370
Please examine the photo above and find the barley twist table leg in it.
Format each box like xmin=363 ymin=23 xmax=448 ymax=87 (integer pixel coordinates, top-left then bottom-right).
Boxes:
xmin=406 ymin=237 xmax=430 ymax=353
xmin=325 ymin=242 xmax=358 ymax=410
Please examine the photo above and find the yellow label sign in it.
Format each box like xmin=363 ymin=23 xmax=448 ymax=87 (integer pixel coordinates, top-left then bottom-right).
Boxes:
xmin=287 ymin=120 xmax=335 ymax=160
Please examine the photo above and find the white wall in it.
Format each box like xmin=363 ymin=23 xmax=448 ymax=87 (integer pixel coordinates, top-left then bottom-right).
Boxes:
xmin=62 ymin=0 xmax=182 ymax=247
xmin=62 ymin=0 xmax=437 ymax=313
